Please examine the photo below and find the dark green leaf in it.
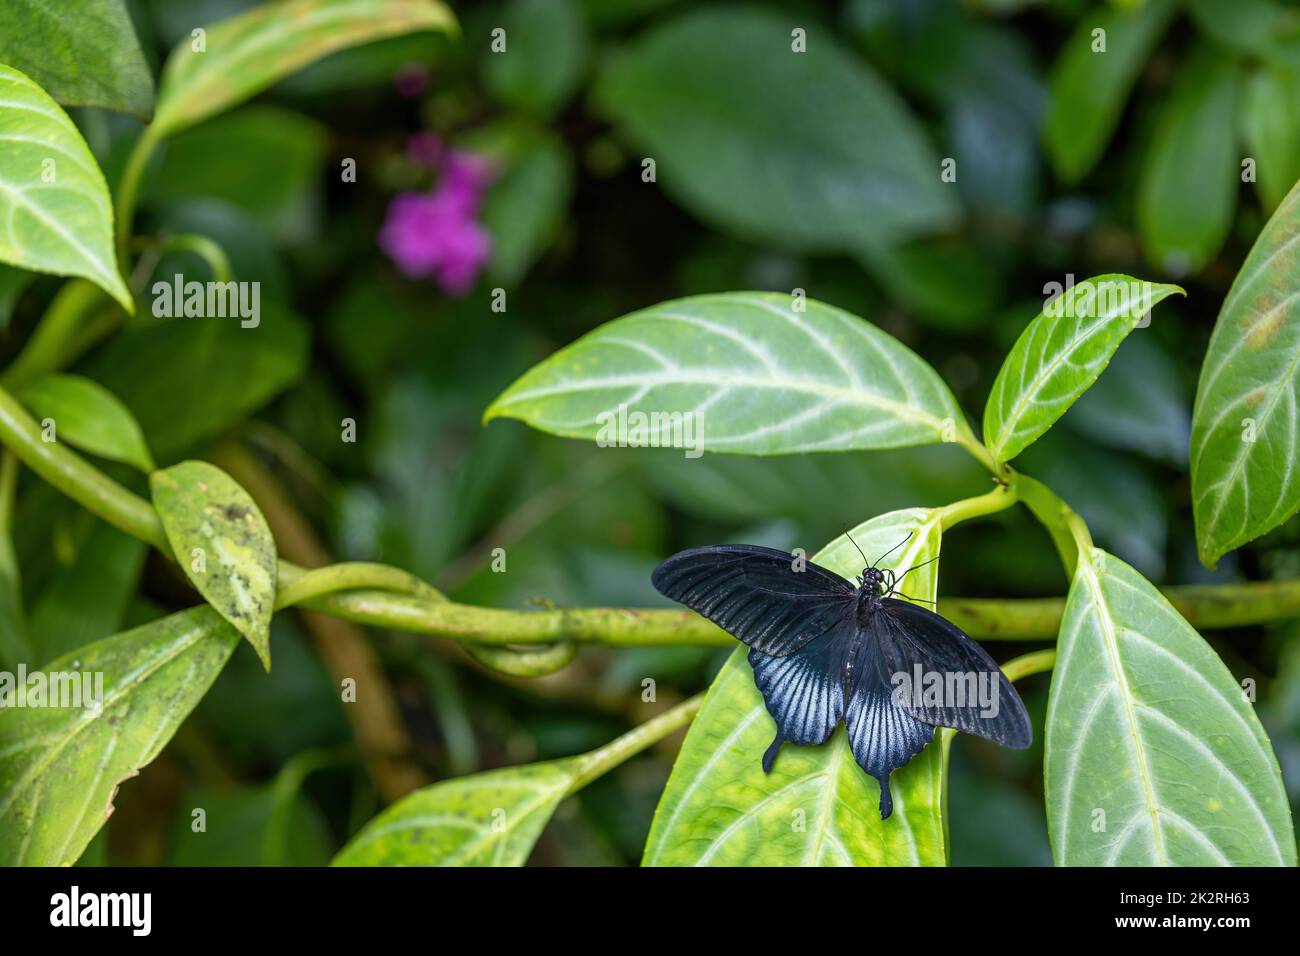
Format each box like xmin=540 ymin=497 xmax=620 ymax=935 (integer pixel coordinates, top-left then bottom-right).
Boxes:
xmin=1138 ymin=52 xmax=1241 ymax=276
xmin=1241 ymin=64 xmax=1300 ymax=213
xmin=82 ymin=303 xmax=309 ymax=461
xmin=483 ymin=0 xmax=589 ymax=114
xmin=1043 ymin=0 xmax=1175 ymax=184
xmin=28 ymin=520 xmax=146 ymax=665
xmin=594 ymin=6 xmax=957 ymax=252
xmin=0 ymin=0 xmax=153 ymax=118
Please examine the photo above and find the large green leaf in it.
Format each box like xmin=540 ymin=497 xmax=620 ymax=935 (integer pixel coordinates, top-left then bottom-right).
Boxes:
xmin=594 ymin=6 xmax=956 ymax=252
xmin=1191 ymin=181 xmax=1300 ymax=567
xmin=0 ymin=65 xmax=131 ymax=309
xmin=479 ymin=128 xmax=574 ymax=287
xmin=144 ymin=105 xmax=328 ymax=243
xmin=642 ymin=509 xmax=949 ymax=866
xmin=482 ymin=0 xmax=589 ymax=115
xmin=151 ymin=0 xmax=457 ymax=139
xmin=83 ymin=303 xmax=309 ymax=461
xmin=0 ymin=0 xmax=153 ymax=118
xmin=333 ymin=761 xmax=575 ymax=866
xmin=486 ymin=293 xmax=972 ymax=455
xmin=1138 ymin=51 xmax=1240 ymax=275
xmin=1043 ymin=0 xmax=1175 ymax=184
xmin=0 ymin=606 xmax=239 ymax=865
xmin=17 ymin=373 xmax=155 ymax=473
xmin=151 ymin=461 xmax=278 ymax=670
xmin=28 ymin=520 xmax=146 ymax=665
xmin=1045 ymin=547 xmax=1294 ymax=865
xmin=982 ymin=275 xmax=1184 ymax=463
xmin=1241 ymin=64 xmax=1300 ymax=214
xmin=333 ymin=701 xmax=699 ymax=865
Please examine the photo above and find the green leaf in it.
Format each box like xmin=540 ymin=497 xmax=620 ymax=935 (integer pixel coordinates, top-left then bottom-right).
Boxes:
xmin=1138 ymin=51 xmax=1241 ymax=276
xmin=333 ymin=761 xmax=575 ymax=866
xmin=486 ymin=292 xmax=972 ymax=456
xmin=1191 ymin=181 xmax=1300 ymax=567
xmin=480 ymin=130 xmax=574 ymax=286
xmin=333 ymin=701 xmax=699 ymax=865
xmin=150 ymin=461 xmax=278 ymax=670
xmin=594 ymin=6 xmax=956 ymax=252
xmin=0 ymin=606 xmax=239 ymax=866
xmin=0 ymin=65 xmax=132 ymax=310
xmin=144 ymin=105 xmax=328 ymax=243
xmin=17 ymin=373 xmax=155 ymax=472
xmin=482 ymin=0 xmax=589 ymax=114
xmin=83 ymin=303 xmax=309 ymax=461
xmin=0 ymin=0 xmax=153 ymax=118
xmin=642 ymin=510 xmax=949 ymax=867
xmin=982 ymin=275 xmax=1184 ymax=464
xmin=151 ymin=0 xmax=458 ymax=139
xmin=1241 ymin=64 xmax=1300 ymax=213
xmin=1189 ymin=0 xmax=1290 ymax=57
xmin=1043 ymin=0 xmax=1175 ymax=184
xmin=1045 ymin=547 xmax=1295 ymax=865
xmin=1065 ymin=334 xmax=1190 ymax=466
xmin=29 ymin=521 xmax=146 ymax=665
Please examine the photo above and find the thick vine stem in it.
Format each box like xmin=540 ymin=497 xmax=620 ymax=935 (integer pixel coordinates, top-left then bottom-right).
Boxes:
xmin=566 ymin=693 xmax=704 ymax=793
xmin=3 ymin=383 xmax=1300 ymax=649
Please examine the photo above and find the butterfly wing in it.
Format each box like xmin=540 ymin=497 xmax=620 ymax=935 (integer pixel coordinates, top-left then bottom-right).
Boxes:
xmin=748 ymin=620 xmax=854 ymax=773
xmin=843 ymin=632 xmax=936 ymax=820
xmin=876 ymin=597 xmax=1032 ymax=749
xmin=652 ymin=544 xmax=857 ymax=657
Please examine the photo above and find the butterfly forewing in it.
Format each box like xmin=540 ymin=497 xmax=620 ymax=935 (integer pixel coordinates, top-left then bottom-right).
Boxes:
xmin=651 ymin=545 xmax=857 ymax=657
xmin=876 ymin=598 xmax=1032 ymax=749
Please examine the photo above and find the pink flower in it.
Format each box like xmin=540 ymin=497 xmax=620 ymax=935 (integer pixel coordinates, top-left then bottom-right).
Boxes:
xmin=379 ymin=146 xmax=496 ymax=297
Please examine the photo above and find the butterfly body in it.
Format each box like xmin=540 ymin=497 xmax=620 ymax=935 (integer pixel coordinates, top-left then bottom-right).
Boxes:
xmin=652 ymin=543 xmax=1031 ymax=820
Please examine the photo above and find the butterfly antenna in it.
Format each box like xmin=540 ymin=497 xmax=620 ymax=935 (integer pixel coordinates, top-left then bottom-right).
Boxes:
xmin=894 ymin=555 xmax=940 ymax=583
xmin=845 ymin=528 xmax=870 ymax=568
xmin=872 ymin=531 xmax=913 ymax=569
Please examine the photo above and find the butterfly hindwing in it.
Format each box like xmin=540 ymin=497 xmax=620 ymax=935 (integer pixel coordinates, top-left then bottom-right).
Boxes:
xmin=651 ymin=545 xmax=857 ymax=657
xmin=843 ymin=632 xmax=936 ymax=819
xmin=876 ymin=598 xmax=1032 ymax=749
xmin=748 ymin=621 xmax=853 ymax=772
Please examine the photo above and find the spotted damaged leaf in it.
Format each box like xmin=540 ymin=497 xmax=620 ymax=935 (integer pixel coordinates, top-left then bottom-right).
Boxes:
xmin=150 ymin=461 xmax=278 ymax=669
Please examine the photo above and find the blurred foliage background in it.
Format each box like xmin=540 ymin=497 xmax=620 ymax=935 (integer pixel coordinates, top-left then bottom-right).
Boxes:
xmin=5 ymin=0 xmax=1300 ymax=865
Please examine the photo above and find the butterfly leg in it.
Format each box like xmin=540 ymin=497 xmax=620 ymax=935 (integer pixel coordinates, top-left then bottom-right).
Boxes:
xmin=761 ymin=734 xmax=784 ymax=773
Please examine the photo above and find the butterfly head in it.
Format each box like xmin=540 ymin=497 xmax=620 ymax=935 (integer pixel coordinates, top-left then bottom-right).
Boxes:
xmin=860 ymin=567 xmax=887 ymax=595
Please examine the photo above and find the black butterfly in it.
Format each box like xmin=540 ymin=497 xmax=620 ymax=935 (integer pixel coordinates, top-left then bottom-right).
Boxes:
xmin=652 ymin=536 xmax=1031 ymax=819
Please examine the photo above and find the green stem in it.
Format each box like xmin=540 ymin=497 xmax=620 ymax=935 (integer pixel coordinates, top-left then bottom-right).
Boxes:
xmin=275 ymin=561 xmax=441 ymax=610
xmin=567 ymin=694 xmax=704 ymax=793
xmin=935 ymin=482 xmax=1018 ymax=528
xmin=140 ymin=233 xmax=234 ymax=284
xmin=0 ymin=281 xmax=109 ymax=392
xmin=1010 ymin=469 xmax=1080 ymax=577
xmin=1001 ymin=648 xmax=1057 ymax=683
xmin=115 ymin=126 xmax=161 ymax=267
xmin=954 ymin=429 xmax=1003 ymax=477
